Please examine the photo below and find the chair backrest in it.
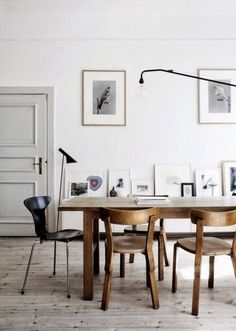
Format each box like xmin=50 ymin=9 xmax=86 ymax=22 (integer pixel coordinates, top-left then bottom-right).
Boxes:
xmin=191 ymin=209 xmax=236 ymax=227
xmin=101 ymin=207 xmax=159 ymax=226
xmin=24 ymin=196 xmax=51 ymax=239
xmin=101 ymin=207 xmax=159 ymax=249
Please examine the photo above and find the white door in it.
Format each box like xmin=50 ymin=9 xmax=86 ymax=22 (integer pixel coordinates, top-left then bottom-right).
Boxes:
xmin=0 ymin=93 xmax=48 ymax=235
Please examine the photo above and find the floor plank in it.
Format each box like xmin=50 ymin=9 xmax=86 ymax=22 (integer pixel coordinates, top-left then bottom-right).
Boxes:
xmin=0 ymin=237 xmax=236 ymax=330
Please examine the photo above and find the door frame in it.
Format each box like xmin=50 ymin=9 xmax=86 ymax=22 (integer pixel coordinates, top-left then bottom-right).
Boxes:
xmin=0 ymin=86 xmax=55 ymax=232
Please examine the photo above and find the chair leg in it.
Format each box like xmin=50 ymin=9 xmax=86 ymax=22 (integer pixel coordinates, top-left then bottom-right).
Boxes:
xmin=230 ymin=253 xmax=236 ymax=278
xmin=120 ymin=254 xmax=125 ymax=278
xmin=129 ymin=253 xmax=135 ymax=263
xmin=21 ymin=241 xmax=40 ymax=294
xmin=53 ymin=241 xmax=57 ymax=275
xmin=66 ymin=242 xmax=71 ymax=298
xmin=157 ymin=235 xmax=164 ymax=281
xmin=208 ymin=256 xmax=215 ymax=289
xmin=162 ymin=231 xmax=170 ymax=267
xmin=101 ymin=271 xmax=112 ymax=310
xmin=146 ymin=251 xmax=159 ymax=309
xmin=192 ymin=251 xmax=202 ymax=316
xmin=145 ymin=253 xmax=150 ymax=288
xmin=172 ymin=243 xmax=178 ymax=293
xmin=101 ymin=251 xmax=113 ymax=310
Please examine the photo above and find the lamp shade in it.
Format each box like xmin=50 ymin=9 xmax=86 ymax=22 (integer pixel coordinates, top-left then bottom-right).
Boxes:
xmin=58 ymin=148 xmax=77 ymax=164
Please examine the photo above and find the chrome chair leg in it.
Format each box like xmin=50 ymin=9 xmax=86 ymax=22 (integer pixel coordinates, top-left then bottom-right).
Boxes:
xmin=66 ymin=241 xmax=71 ymax=298
xmin=21 ymin=241 xmax=40 ymax=294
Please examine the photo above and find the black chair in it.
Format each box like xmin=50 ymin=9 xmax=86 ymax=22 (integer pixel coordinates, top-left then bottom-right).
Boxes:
xmin=21 ymin=196 xmax=83 ymax=298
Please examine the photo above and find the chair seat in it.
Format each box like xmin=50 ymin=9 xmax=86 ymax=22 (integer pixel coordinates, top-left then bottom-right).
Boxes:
xmin=124 ymin=225 xmax=161 ymax=234
xmin=177 ymin=236 xmax=232 ymax=256
xmin=113 ymin=235 xmax=146 ymax=254
xmin=46 ymin=229 xmax=83 ymax=241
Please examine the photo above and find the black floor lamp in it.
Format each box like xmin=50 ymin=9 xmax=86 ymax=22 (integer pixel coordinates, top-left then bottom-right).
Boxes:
xmin=53 ymin=148 xmax=77 ymax=275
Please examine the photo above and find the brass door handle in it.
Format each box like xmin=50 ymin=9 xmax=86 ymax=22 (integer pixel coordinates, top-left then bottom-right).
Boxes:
xmin=33 ymin=157 xmax=43 ymax=174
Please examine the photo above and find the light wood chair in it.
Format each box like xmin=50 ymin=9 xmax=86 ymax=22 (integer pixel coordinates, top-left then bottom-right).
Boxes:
xmin=172 ymin=209 xmax=236 ymax=316
xmin=101 ymin=207 xmax=160 ymax=310
xmin=123 ymin=218 xmax=169 ymax=280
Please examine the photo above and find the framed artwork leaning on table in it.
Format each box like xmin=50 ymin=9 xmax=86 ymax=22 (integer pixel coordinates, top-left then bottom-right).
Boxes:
xmin=222 ymin=161 xmax=236 ymax=196
xmin=155 ymin=164 xmax=191 ymax=196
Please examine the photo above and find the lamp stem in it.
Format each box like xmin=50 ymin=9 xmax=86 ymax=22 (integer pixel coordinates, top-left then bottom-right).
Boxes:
xmin=56 ymin=154 xmax=65 ymax=231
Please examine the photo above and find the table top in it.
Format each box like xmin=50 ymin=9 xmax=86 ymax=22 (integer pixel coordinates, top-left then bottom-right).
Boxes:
xmin=58 ymin=196 xmax=236 ymax=212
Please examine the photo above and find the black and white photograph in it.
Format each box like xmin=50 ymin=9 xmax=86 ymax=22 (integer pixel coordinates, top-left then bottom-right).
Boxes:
xmin=181 ymin=183 xmax=194 ymax=197
xmin=208 ymin=81 xmax=231 ymax=113
xmin=195 ymin=169 xmax=222 ymax=197
xmin=69 ymin=181 xmax=89 ymax=197
xmin=83 ymin=70 xmax=126 ymax=125
xmin=93 ymin=80 xmax=116 ymax=115
xmin=222 ymin=161 xmax=236 ymax=195
xmin=131 ymin=179 xmax=154 ymax=195
xmin=198 ymin=69 xmax=236 ymax=123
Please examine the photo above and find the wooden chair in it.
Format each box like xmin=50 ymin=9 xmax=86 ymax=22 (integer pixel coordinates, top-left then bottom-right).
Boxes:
xmin=101 ymin=207 xmax=160 ymax=310
xmin=124 ymin=218 xmax=169 ymax=280
xmin=172 ymin=209 xmax=236 ymax=316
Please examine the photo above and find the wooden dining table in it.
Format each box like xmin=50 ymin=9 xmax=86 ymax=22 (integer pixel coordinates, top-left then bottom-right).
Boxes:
xmin=58 ymin=195 xmax=236 ymax=300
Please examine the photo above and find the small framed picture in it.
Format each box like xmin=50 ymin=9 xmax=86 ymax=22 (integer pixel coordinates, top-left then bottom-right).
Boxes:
xmin=108 ymin=169 xmax=131 ymax=196
xmin=181 ymin=183 xmax=194 ymax=197
xmin=131 ymin=180 xmax=154 ymax=196
xmin=65 ymin=170 xmax=106 ymax=197
xmin=222 ymin=161 xmax=236 ymax=195
xmin=198 ymin=69 xmax=236 ymax=123
xmin=68 ymin=181 xmax=89 ymax=197
xmin=195 ymin=168 xmax=222 ymax=196
xmin=155 ymin=164 xmax=191 ymax=196
xmin=82 ymin=70 xmax=126 ymax=126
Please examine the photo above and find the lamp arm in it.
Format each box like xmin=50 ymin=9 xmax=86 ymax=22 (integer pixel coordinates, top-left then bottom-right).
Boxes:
xmin=139 ymin=68 xmax=236 ymax=87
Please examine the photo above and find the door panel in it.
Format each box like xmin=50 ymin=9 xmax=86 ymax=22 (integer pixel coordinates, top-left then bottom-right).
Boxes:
xmin=0 ymin=94 xmax=47 ymax=235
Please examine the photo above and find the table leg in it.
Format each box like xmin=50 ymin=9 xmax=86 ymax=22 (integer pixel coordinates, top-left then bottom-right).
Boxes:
xmin=83 ymin=211 xmax=94 ymax=300
xmin=93 ymin=218 xmax=100 ymax=275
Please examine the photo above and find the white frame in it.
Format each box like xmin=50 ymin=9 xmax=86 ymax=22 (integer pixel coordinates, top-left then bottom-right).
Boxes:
xmin=131 ymin=179 xmax=154 ymax=196
xmin=108 ymin=169 xmax=131 ymax=196
xmin=195 ymin=168 xmax=222 ymax=197
xmin=82 ymin=70 xmax=126 ymax=126
xmin=68 ymin=181 xmax=89 ymax=197
xmin=155 ymin=164 xmax=191 ymax=196
xmin=65 ymin=170 xmax=106 ymax=197
xmin=222 ymin=161 xmax=236 ymax=196
xmin=198 ymin=69 xmax=236 ymax=123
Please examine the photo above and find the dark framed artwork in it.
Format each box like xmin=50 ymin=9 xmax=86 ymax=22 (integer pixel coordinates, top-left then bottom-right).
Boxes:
xmin=181 ymin=183 xmax=194 ymax=197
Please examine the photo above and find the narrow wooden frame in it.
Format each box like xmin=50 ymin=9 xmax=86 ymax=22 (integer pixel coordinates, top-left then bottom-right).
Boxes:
xmin=82 ymin=70 xmax=126 ymax=126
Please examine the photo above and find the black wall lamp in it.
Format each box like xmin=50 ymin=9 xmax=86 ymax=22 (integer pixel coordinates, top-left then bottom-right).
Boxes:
xmin=137 ymin=68 xmax=236 ymax=96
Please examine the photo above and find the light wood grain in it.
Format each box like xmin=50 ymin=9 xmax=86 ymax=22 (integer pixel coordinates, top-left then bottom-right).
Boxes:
xmin=1 ymin=238 xmax=236 ymax=330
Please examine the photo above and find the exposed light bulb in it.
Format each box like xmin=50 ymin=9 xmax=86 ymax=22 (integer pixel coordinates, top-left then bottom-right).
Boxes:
xmin=135 ymin=83 xmax=148 ymax=97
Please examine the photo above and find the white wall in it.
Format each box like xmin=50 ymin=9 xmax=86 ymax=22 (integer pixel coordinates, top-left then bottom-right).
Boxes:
xmin=1 ymin=0 xmax=236 ymax=230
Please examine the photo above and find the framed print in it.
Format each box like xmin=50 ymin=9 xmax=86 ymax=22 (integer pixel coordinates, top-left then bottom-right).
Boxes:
xmin=198 ymin=69 xmax=236 ymax=123
xmin=155 ymin=164 xmax=191 ymax=196
xmin=131 ymin=179 xmax=154 ymax=196
xmin=195 ymin=168 xmax=222 ymax=197
xmin=108 ymin=169 xmax=131 ymax=197
xmin=181 ymin=183 xmax=194 ymax=197
xmin=82 ymin=70 xmax=126 ymax=126
xmin=222 ymin=161 xmax=236 ymax=196
xmin=65 ymin=170 xmax=106 ymax=197
xmin=68 ymin=181 xmax=89 ymax=197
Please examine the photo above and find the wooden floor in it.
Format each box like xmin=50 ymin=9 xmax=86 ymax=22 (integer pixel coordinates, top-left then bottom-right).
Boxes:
xmin=0 ymin=237 xmax=236 ymax=331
